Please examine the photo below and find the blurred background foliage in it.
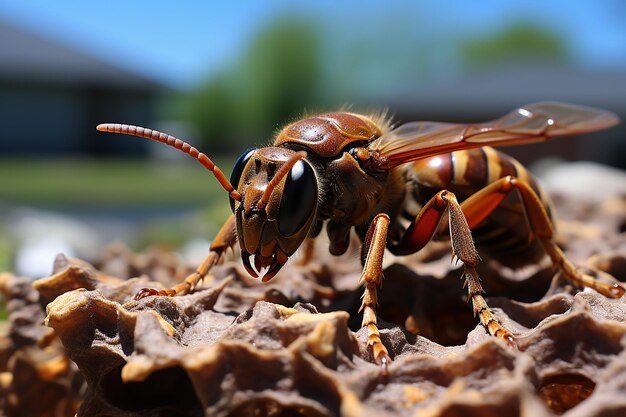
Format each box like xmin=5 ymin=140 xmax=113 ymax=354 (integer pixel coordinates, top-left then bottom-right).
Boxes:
xmin=162 ymin=15 xmax=570 ymax=153
xmin=174 ymin=19 xmax=325 ymax=152
xmin=0 ymin=1 xmax=624 ymax=281
xmin=172 ymin=19 xmax=570 ymax=152
xmin=459 ymin=23 xmax=569 ymax=71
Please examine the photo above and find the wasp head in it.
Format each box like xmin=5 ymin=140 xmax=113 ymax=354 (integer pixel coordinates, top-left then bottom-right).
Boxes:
xmin=229 ymin=147 xmax=318 ymax=281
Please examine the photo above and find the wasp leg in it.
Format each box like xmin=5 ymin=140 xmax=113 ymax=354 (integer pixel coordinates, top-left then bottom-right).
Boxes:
xmin=359 ymin=213 xmax=392 ymax=371
xmin=459 ymin=176 xmax=625 ymax=299
xmin=389 ymin=191 xmax=516 ymax=347
xmin=134 ymin=215 xmax=238 ymax=300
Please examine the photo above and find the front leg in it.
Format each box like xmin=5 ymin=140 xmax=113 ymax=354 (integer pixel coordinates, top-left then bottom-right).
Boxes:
xmin=359 ymin=213 xmax=392 ymax=370
xmin=134 ymin=215 xmax=238 ymax=299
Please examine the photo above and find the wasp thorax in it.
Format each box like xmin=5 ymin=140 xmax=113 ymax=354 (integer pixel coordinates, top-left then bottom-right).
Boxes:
xmin=230 ymin=146 xmax=318 ymax=282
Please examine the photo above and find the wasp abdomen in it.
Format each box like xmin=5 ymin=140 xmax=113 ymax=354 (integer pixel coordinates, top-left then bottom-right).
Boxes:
xmin=409 ymin=147 xmax=546 ymax=199
xmin=407 ymin=147 xmax=552 ymax=267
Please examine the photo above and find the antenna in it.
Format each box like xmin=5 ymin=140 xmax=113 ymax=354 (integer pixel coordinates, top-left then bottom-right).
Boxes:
xmin=96 ymin=123 xmax=241 ymax=201
xmin=257 ymin=151 xmax=307 ymax=210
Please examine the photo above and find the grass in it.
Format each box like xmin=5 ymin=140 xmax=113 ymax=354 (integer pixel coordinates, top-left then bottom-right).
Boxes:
xmin=0 ymin=156 xmax=235 ymax=258
xmin=0 ymin=157 xmax=233 ymax=209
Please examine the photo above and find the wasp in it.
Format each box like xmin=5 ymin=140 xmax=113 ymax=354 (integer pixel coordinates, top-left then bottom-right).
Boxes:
xmin=98 ymin=102 xmax=624 ymax=368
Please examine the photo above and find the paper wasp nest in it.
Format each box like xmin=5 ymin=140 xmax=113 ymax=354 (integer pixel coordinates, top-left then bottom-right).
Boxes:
xmin=1 ymin=192 xmax=625 ymax=417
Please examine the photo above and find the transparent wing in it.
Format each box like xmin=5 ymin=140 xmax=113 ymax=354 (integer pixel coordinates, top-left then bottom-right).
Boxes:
xmin=370 ymin=102 xmax=619 ymax=169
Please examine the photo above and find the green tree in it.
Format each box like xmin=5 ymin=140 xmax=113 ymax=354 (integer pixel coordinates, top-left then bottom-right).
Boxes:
xmin=180 ymin=17 xmax=323 ymax=152
xmin=458 ymin=23 xmax=569 ymax=71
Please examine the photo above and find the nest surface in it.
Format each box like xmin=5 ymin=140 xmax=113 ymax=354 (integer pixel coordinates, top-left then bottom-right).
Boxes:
xmin=1 ymin=193 xmax=626 ymax=417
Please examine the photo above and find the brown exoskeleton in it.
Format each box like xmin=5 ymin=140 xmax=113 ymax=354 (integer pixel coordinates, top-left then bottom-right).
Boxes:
xmin=98 ymin=102 xmax=624 ymax=369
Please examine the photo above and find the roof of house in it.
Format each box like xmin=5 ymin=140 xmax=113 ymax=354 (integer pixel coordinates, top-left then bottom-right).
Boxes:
xmin=382 ymin=66 xmax=626 ymax=120
xmin=0 ymin=20 xmax=166 ymax=91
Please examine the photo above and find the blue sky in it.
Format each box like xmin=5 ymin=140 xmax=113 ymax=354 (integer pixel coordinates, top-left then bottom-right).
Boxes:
xmin=0 ymin=1 xmax=624 ymax=87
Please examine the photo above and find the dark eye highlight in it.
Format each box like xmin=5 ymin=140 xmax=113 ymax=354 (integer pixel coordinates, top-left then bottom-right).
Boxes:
xmin=278 ymin=160 xmax=318 ymax=236
xmin=229 ymin=148 xmax=257 ymax=212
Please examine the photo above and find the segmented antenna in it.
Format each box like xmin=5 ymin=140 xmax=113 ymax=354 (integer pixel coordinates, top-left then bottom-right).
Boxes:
xmin=96 ymin=123 xmax=241 ymax=201
xmin=257 ymin=151 xmax=307 ymax=210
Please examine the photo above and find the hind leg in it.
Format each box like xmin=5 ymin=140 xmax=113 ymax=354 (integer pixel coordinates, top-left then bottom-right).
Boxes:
xmin=459 ymin=176 xmax=624 ymax=298
xmin=390 ymin=191 xmax=515 ymax=347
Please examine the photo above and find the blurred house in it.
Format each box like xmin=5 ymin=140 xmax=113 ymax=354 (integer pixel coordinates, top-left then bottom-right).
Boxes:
xmin=383 ymin=67 xmax=626 ymax=169
xmin=0 ymin=20 xmax=167 ymax=155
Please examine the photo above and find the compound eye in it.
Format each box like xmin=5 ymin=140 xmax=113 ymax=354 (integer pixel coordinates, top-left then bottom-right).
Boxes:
xmin=278 ymin=160 xmax=318 ymax=236
xmin=229 ymin=148 xmax=256 ymax=212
